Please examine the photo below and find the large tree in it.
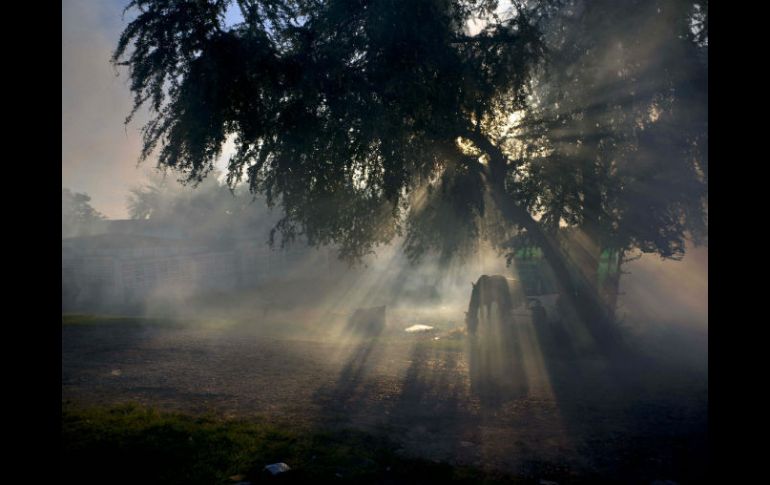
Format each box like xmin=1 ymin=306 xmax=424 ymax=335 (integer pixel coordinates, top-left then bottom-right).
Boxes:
xmin=508 ymin=0 xmax=707 ymax=318
xmin=113 ymin=0 xmax=707 ymax=348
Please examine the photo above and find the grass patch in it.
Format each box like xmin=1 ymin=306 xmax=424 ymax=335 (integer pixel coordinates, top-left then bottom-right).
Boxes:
xmin=62 ymin=402 xmax=527 ymax=485
xmin=62 ymin=314 xmax=183 ymax=327
xmin=61 ymin=314 xmax=244 ymax=330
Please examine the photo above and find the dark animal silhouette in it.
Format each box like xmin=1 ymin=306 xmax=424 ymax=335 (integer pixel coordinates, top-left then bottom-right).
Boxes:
xmin=465 ymin=275 xmax=526 ymax=335
xmin=347 ymin=306 xmax=386 ymax=336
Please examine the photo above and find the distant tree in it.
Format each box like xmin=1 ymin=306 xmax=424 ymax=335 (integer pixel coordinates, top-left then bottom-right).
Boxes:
xmin=113 ymin=0 xmax=707 ymax=347
xmin=127 ymin=171 xmax=275 ymax=241
xmin=127 ymin=180 xmax=162 ymax=220
xmin=62 ymin=188 xmax=105 ymax=238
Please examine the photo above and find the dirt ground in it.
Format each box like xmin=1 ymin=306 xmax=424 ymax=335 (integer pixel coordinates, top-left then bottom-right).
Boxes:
xmin=62 ymin=315 xmax=707 ymax=482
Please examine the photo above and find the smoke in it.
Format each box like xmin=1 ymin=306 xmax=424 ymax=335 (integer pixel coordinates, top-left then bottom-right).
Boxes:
xmin=619 ymin=245 xmax=708 ymax=330
xmin=63 ymin=166 xmax=707 ymax=342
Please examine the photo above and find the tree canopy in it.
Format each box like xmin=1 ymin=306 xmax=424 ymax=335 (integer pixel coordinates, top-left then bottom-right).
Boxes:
xmin=514 ymin=0 xmax=707 ymax=259
xmin=126 ymin=171 xmax=276 ymax=241
xmin=114 ymin=0 xmax=552 ymax=260
xmin=113 ymin=0 xmax=707 ymax=338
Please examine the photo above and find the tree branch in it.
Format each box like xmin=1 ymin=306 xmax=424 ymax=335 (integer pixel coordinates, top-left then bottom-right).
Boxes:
xmin=461 ymin=128 xmax=623 ymax=352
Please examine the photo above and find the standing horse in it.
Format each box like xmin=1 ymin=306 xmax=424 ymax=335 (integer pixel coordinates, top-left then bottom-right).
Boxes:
xmin=465 ymin=274 xmax=529 ymax=401
xmin=465 ymin=275 xmax=526 ymax=336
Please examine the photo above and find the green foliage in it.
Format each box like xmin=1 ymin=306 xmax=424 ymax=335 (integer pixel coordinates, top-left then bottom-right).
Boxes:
xmin=404 ymin=157 xmax=487 ymax=263
xmin=62 ymin=402 xmax=527 ymax=484
xmin=512 ymin=0 xmax=708 ymax=259
xmin=126 ymin=171 xmax=275 ymax=241
xmin=113 ymin=0 xmax=547 ymax=261
xmin=61 ymin=314 xmax=182 ymax=327
xmin=113 ymin=0 xmax=706 ymax=284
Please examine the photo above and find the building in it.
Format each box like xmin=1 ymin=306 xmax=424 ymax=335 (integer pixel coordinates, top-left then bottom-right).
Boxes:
xmin=61 ymin=220 xmax=343 ymax=311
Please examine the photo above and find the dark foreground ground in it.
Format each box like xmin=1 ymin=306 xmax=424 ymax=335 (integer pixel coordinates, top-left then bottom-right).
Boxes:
xmin=62 ymin=313 xmax=707 ymax=484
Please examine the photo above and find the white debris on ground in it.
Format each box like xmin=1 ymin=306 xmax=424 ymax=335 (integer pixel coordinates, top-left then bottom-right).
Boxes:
xmin=263 ymin=463 xmax=291 ymax=475
xmin=404 ymin=324 xmax=435 ymax=333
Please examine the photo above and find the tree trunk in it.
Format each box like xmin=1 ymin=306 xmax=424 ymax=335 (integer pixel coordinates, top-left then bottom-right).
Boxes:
xmin=601 ymin=249 xmax=623 ymax=322
xmin=487 ymin=183 xmax=621 ymax=349
xmin=578 ymin=140 xmax=603 ymax=298
xmin=465 ymin=130 xmax=623 ymax=352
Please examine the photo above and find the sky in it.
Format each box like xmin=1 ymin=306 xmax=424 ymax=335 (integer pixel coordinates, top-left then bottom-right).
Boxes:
xmin=63 ymin=0 xmax=144 ymax=219
xmin=62 ymin=0 xmax=241 ymax=219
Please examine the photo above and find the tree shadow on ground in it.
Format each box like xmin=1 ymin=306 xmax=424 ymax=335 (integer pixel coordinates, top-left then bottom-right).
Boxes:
xmin=467 ymin=306 xmax=530 ymax=408
xmin=526 ymin=313 xmax=709 ymax=483
xmin=311 ymin=309 xmax=707 ymax=483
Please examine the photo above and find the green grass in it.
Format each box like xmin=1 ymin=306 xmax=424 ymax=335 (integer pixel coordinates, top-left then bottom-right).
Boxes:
xmin=62 ymin=314 xmax=182 ymax=327
xmin=62 ymin=402 xmax=527 ymax=485
xmin=61 ymin=313 xmax=243 ymax=330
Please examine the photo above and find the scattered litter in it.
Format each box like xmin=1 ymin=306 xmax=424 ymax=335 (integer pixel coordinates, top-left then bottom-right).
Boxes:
xmin=263 ymin=463 xmax=291 ymax=475
xmin=110 ymin=369 xmax=122 ymax=376
xmin=405 ymin=324 xmax=434 ymax=333
xmin=433 ymin=336 xmax=440 ymax=341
